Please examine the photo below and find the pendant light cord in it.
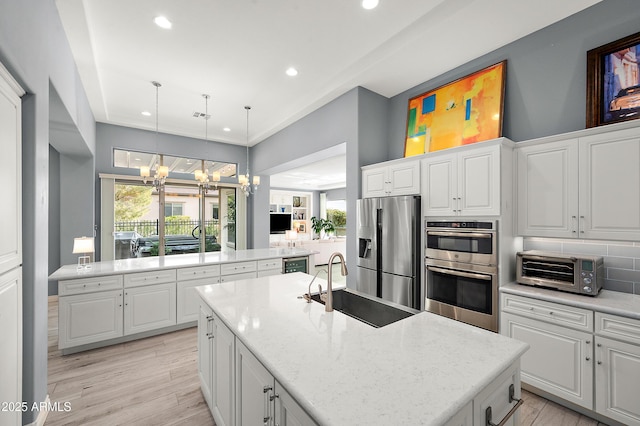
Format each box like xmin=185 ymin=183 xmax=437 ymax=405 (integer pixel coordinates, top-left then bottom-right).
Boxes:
xmin=245 ymin=106 xmax=251 ymax=178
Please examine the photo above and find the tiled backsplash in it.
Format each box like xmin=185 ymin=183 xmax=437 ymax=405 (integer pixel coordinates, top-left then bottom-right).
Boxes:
xmin=523 ymin=238 xmax=640 ymax=295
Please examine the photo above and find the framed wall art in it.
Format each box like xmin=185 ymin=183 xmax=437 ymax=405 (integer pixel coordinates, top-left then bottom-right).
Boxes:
xmin=587 ymin=31 xmax=640 ymax=128
xmin=404 ymin=60 xmax=506 ymax=157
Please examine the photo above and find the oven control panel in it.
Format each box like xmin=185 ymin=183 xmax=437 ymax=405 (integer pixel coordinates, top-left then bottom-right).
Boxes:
xmin=426 ymin=221 xmax=495 ymax=230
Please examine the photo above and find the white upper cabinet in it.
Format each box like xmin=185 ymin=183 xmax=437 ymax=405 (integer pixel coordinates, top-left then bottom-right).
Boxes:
xmin=579 ymin=129 xmax=640 ymax=240
xmin=422 ymin=141 xmax=509 ymax=216
xmin=517 ymin=126 xmax=640 ymax=240
xmin=361 ymin=158 xmax=420 ymax=198
xmin=517 ymin=139 xmax=579 ymax=237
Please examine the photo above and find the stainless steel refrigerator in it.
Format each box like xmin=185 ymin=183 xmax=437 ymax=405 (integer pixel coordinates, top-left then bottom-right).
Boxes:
xmin=356 ymin=195 xmax=421 ymax=309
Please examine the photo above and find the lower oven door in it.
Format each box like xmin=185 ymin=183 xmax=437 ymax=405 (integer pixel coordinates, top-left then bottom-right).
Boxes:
xmin=425 ymin=261 xmax=497 ymax=332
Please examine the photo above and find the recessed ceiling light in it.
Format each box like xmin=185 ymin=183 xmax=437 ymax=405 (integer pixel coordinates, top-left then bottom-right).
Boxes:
xmin=362 ymin=0 xmax=379 ymax=10
xmin=141 ymin=111 xmax=151 ymax=116
xmin=154 ymin=16 xmax=172 ymax=29
xmin=223 ymin=127 xmax=231 ymax=132
xmin=286 ymin=67 xmax=298 ymax=77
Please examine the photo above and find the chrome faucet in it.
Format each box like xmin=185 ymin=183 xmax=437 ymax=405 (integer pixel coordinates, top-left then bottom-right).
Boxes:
xmin=324 ymin=252 xmax=348 ymax=312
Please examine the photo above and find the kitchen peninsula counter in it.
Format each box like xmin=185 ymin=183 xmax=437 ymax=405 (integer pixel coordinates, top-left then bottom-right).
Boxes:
xmin=196 ymin=272 xmax=529 ymax=425
xmin=49 ymin=247 xmax=314 ymax=281
xmin=48 ymin=248 xmax=314 ymax=354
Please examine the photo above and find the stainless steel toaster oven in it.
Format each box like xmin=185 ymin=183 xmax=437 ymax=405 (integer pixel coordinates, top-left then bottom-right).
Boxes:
xmin=516 ymin=251 xmax=603 ymax=296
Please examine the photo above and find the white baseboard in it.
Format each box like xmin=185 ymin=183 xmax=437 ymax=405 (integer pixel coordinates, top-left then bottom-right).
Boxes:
xmin=25 ymin=395 xmax=50 ymax=426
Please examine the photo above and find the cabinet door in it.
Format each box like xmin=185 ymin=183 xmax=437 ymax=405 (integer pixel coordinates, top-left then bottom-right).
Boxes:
xmin=0 ymin=268 xmax=21 ymax=426
xmin=501 ymin=312 xmax=593 ymax=409
xmin=362 ymin=166 xmax=387 ymax=198
xmin=124 ymin=283 xmax=176 ymax=335
xmin=516 ymin=139 xmax=579 ymax=237
xmin=177 ymin=277 xmax=220 ymax=324
xmin=198 ymin=302 xmax=214 ymax=411
xmin=580 ymin=129 xmax=640 ymax=241
xmin=58 ymin=289 xmax=123 ymax=349
xmin=236 ymin=340 xmax=274 ymax=426
xmin=458 ymin=145 xmax=500 ymax=216
xmin=472 ymin=362 xmax=521 ymax=426
xmin=212 ymin=314 xmax=235 ymax=426
xmin=595 ymin=336 xmax=640 ymax=426
xmin=421 ymin=153 xmax=457 ymax=216
xmin=388 ymin=160 xmax=420 ymax=196
xmin=0 ymin=66 xmax=22 ymax=274
xmin=274 ymin=380 xmax=317 ymax=426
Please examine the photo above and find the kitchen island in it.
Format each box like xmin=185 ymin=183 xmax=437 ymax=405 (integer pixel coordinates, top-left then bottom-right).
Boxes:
xmin=196 ymin=272 xmax=529 ymax=426
xmin=48 ymin=248 xmax=313 ymax=354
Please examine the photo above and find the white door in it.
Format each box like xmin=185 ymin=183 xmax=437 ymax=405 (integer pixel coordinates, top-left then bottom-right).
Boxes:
xmin=124 ymin=283 xmax=176 ymax=335
xmin=58 ymin=289 xmax=124 ymax=349
xmin=177 ymin=278 xmax=219 ymax=324
xmin=212 ymin=315 xmax=235 ymax=426
xmin=0 ymin=268 xmax=21 ymax=426
xmin=388 ymin=160 xmax=420 ymax=196
xmin=421 ymin=153 xmax=457 ymax=216
xmin=198 ymin=302 xmax=214 ymax=410
xmin=595 ymin=336 xmax=640 ymax=426
xmin=274 ymin=380 xmax=317 ymax=426
xmin=501 ymin=313 xmax=593 ymax=409
xmin=516 ymin=139 xmax=579 ymax=237
xmin=458 ymin=145 xmax=500 ymax=216
xmin=362 ymin=166 xmax=387 ymax=198
xmin=579 ymin=129 xmax=640 ymax=241
xmin=236 ymin=340 xmax=274 ymax=425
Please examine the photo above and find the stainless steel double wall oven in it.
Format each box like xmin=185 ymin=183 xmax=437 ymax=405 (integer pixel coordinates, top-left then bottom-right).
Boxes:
xmin=424 ymin=220 xmax=498 ymax=332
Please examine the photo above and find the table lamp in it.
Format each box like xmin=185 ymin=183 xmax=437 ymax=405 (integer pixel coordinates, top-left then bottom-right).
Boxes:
xmin=73 ymin=236 xmax=95 ymax=270
xmin=285 ymin=229 xmax=298 ymax=248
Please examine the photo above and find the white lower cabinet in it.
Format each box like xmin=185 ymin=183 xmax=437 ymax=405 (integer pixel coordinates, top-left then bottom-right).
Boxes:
xmin=501 ymin=312 xmax=593 ymax=409
xmin=501 ymin=292 xmax=640 ymax=426
xmin=124 ymin=282 xmax=176 ymax=335
xmin=594 ymin=312 xmax=640 ymax=426
xmin=177 ymin=277 xmax=220 ymax=324
xmin=198 ymin=302 xmax=214 ymax=410
xmin=58 ymin=288 xmax=123 ymax=349
xmin=213 ymin=313 xmax=235 ymax=426
xmin=236 ymin=340 xmax=316 ymax=426
xmin=472 ymin=362 xmax=521 ymax=426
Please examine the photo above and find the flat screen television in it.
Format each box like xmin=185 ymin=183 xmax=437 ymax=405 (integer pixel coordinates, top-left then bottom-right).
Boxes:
xmin=270 ymin=213 xmax=291 ymax=234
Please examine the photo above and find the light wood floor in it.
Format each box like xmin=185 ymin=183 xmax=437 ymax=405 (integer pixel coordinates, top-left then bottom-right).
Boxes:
xmin=46 ymin=296 xmax=606 ymax=425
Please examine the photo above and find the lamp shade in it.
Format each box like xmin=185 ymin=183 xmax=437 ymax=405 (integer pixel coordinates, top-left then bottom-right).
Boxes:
xmin=285 ymin=230 xmax=298 ymax=241
xmin=72 ymin=237 xmax=95 ymax=254
xmin=139 ymin=166 xmax=151 ymax=178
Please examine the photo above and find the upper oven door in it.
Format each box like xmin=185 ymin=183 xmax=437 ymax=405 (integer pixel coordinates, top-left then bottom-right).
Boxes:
xmin=425 ymin=229 xmax=496 ymax=266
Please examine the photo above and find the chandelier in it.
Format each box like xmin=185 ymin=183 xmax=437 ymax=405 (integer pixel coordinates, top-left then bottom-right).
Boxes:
xmin=140 ymin=81 xmax=168 ymax=190
xmin=194 ymin=94 xmax=221 ymax=191
xmin=239 ymin=106 xmax=260 ymax=196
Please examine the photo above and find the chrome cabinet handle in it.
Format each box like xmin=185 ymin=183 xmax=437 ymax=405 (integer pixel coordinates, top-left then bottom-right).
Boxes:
xmin=586 ymin=357 xmax=591 ymax=361
xmin=597 ymin=361 xmax=602 ymax=365
xmin=580 ymin=215 xmax=585 ymax=234
xmin=486 ymin=384 xmax=523 ymax=426
xmin=263 ymin=385 xmax=273 ymax=425
xmin=571 ymin=215 xmax=577 ymax=233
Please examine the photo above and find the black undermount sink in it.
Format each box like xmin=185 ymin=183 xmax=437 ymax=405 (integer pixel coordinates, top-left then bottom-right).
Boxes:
xmin=310 ymin=288 xmax=419 ymax=328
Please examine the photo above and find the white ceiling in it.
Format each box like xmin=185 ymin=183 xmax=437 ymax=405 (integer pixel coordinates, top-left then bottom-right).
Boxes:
xmin=56 ymin=0 xmax=602 ymax=148
xmin=56 ymin=0 xmax=601 ymax=190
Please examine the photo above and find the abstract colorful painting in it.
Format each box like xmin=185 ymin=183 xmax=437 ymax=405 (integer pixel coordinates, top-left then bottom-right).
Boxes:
xmin=404 ymin=61 xmax=506 ymax=157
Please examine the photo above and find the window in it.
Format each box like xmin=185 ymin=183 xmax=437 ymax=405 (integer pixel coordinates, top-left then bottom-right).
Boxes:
xmin=327 ymin=199 xmax=347 ymax=237
xmin=164 ymin=202 xmax=184 ymax=217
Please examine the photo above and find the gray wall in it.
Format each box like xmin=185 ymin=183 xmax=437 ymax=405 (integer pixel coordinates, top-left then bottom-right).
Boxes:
xmin=0 ymin=0 xmax=96 ymax=422
xmin=326 ymin=188 xmax=346 ymax=201
xmin=387 ymin=0 xmax=640 ymax=158
xmin=48 ymin=147 xmax=60 ymax=296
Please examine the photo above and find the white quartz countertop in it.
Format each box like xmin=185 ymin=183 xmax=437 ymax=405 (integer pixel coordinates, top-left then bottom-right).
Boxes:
xmin=501 ymin=282 xmax=640 ymax=320
xmin=48 ymin=248 xmax=314 ymax=281
xmin=196 ymin=273 xmax=528 ymax=426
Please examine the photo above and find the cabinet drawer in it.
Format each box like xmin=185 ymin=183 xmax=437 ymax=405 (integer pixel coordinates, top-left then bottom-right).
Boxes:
xmin=124 ymin=269 xmax=176 ymax=288
xmin=501 ymin=293 xmax=593 ymax=332
xmin=219 ymin=271 xmax=256 ymax=283
xmin=596 ymin=312 xmax=640 ymax=346
xmin=177 ymin=264 xmax=221 ymax=281
xmin=221 ymin=261 xmax=256 ymax=276
xmin=59 ymin=275 xmax=123 ymax=295
xmin=257 ymin=258 xmax=282 ymax=271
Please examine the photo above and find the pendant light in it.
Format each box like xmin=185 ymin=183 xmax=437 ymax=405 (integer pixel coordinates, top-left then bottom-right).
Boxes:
xmin=194 ymin=94 xmax=212 ymax=190
xmin=239 ymin=106 xmax=260 ymax=196
xmin=140 ymin=81 xmax=168 ymax=189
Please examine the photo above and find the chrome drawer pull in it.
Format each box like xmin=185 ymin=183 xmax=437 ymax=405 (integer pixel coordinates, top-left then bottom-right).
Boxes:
xmin=486 ymin=384 xmax=523 ymax=426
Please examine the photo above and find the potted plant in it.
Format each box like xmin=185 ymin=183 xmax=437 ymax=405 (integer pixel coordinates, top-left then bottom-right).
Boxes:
xmin=310 ymin=217 xmax=335 ymax=239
